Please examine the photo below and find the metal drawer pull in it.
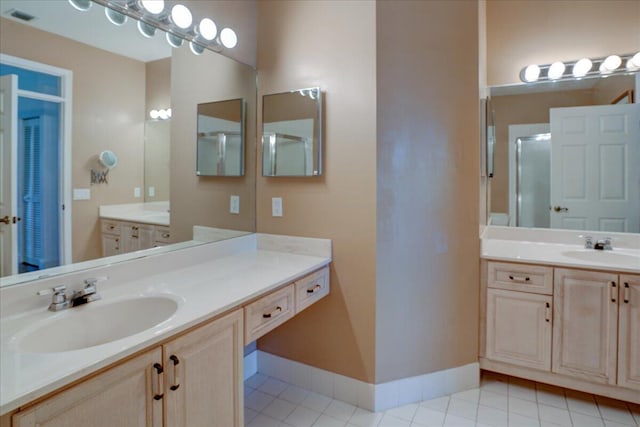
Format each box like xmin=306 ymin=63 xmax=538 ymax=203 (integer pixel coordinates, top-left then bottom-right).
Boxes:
xmin=162 ymin=233 xmax=170 ymax=238
xmin=307 ymin=284 xmax=322 ymax=294
xmin=263 ymin=306 xmax=282 ymax=319
xmin=508 ymin=275 xmax=530 ymax=282
xmin=153 ymin=363 xmax=164 ymax=400
xmin=610 ymin=281 xmax=617 ymax=303
xmin=109 ymin=225 xmax=115 ymax=230
xmin=545 ymin=302 xmax=551 ymax=322
xmin=169 ymin=355 xmax=180 ymax=391
xmin=623 ymin=282 xmax=630 ymax=304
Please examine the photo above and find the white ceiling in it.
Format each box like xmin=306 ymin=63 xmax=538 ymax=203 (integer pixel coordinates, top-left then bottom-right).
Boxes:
xmin=1 ymin=0 xmax=171 ymax=62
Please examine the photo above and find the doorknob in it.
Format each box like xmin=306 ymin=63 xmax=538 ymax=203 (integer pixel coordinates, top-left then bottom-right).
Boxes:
xmin=0 ymin=216 xmax=10 ymax=224
xmin=552 ymin=206 xmax=569 ymax=212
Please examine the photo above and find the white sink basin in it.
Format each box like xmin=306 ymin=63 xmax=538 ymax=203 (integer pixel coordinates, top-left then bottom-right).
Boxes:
xmin=562 ymin=250 xmax=640 ymax=266
xmin=15 ymin=296 xmax=179 ymax=353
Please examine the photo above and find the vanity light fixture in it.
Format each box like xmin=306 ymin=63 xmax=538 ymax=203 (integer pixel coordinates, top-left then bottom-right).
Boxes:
xmin=149 ymin=108 xmax=171 ymax=121
xmin=90 ymin=0 xmax=239 ymax=56
xmin=105 ymin=7 xmax=127 ymax=26
xmin=519 ymin=52 xmax=639 ymax=83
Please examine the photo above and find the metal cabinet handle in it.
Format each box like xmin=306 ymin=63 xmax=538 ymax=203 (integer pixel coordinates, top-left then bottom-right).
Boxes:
xmin=0 ymin=216 xmax=10 ymax=224
xmin=623 ymin=282 xmax=630 ymax=304
xmin=552 ymin=206 xmax=569 ymax=212
xmin=263 ymin=306 xmax=282 ymax=319
xmin=508 ymin=275 xmax=530 ymax=282
xmin=153 ymin=363 xmax=164 ymax=400
xmin=545 ymin=302 xmax=551 ymax=322
xmin=307 ymin=284 xmax=322 ymax=294
xmin=169 ymin=355 xmax=180 ymax=391
xmin=610 ymin=281 xmax=617 ymax=303
xmin=162 ymin=233 xmax=170 ymax=238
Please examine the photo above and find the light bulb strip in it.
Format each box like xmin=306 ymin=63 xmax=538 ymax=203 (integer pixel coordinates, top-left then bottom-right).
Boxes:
xmin=519 ymin=53 xmax=638 ymax=83
xmin=92 ymin=0 xmax=232 ymax=55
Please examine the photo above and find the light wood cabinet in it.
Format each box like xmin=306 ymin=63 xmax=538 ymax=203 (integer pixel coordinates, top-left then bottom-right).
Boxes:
xmin=486 ymin=288 xmax=552 ymax=371
xmin=244 ymin=285 xmax=295 ymax=344
xmin=13 ymin=310 xmax=244 ymax=427
xmin=13 ymin=348 xmax=163 ymax=427
xmin=618 ymin=274 xmax=640 ymax=390
xmin=553 ymin=268 xmax=618 ymax=385
xmin=164 ymin=309 xmax=243 ymax=427
xmin=101 ymin=219 xmax=170 ymax=257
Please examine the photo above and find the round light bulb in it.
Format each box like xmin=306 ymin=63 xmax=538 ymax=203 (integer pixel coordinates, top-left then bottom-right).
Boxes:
xmin=189 ymin=41 xmax=205 ymax=55
xmin=150 ymin=109 xmax=160 ymax=119
xmin=158 ymin=109 xmax=169 ymax=120
xmin=140 ymin=0 xmax=164 ymax=15
xmin=105 ymin=7 xmax=127 ymax=26
xmin=523 ymin=64 xmax=540 ymax=82
xmin=548 ymin=61 xmax=565 ymax=80
xmin=166 ymin=31 xmax=184 ymax=48
xmin=631 ymin=52 xmax=640 ymax=68
xmin=572 ymin=58 xmax=592 ymax=78
xmin=602 ymin=55 xmax=622 ymax=72
xmin=137 ymin=20 xmax=156 ymax=38
xmin=198 ymin=18 xmax=217 ymax=41
xmin=166 ymin=108 xmax=172 ymax=118
xmin=171 ymin=4 xmax=192 ymax=29
xmin=68 ymin=0 xmax=92 ymax=11
xmin=220 ymin=28 xmax=238 ymax=49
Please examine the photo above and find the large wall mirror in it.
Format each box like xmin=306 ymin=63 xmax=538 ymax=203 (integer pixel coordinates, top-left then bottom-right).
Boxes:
xmin=262 ymin=87 xmax=322 ymax=177
xmin=0 ymin=0 xmax=256 ymax=285
xmin=487 ymin=75 xmax=639 ymax=233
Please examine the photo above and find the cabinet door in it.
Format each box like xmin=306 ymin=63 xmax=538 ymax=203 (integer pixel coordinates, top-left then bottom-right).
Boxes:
xmin=619 ymin=274 xmax=640 ymax=390
xmin=120 ymin=223 xmax=139 ymax=253
xmin=164 ymin=309 xmax=243 ymax=427
xmin=553 ymin=268 xmax=618 ymax=384
xmin=138 ymin=224 xmax=156 ymax=250
xmin=13 ymin=348 xmax=163 ymax=427
xmin=102 ymin=234 xmax=120 ymax=257
xmin=486 ymin=288 xmax=552 ymax=370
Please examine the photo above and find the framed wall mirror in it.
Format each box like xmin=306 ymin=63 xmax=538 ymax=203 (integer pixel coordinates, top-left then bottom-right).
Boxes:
xmin=262 ymin=87 xmax=322 ymax=177
xmin=197 ymin=98 xmax=245 ymax=177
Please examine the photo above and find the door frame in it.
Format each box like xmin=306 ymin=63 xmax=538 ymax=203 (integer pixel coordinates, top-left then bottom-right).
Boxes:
xmin=0 ymin=53 xmax=72 ymax=267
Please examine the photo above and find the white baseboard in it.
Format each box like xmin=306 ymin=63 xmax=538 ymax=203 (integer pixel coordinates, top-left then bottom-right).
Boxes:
xmin=251 ymin=350 xmax=479 ymax=412
xmin=243 ymin=350 xmax=258 ymax=381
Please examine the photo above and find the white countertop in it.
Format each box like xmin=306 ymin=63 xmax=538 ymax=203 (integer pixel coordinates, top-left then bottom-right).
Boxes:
xmin=99 ymin=201 xmax=170 ymax=226
xmin=0 ymin=234 xmax=331 ymax=415
xmin=481 ymin=226 xmax=640 ymax=273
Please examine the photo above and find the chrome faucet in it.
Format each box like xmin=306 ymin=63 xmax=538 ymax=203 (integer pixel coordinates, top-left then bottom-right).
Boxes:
xmin=37 ymin=278 xmax=104 ymax=312
xmin=584 ymin=236 xmax=593 ymax=249
xmin=594 ymin=237 xmax=612 ymax=251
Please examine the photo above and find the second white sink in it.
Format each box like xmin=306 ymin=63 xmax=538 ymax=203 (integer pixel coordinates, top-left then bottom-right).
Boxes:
xmin=14 ymin=296 xmax=179 ymax=353
xmin=562 ymin=250 xmax=640 ymax=266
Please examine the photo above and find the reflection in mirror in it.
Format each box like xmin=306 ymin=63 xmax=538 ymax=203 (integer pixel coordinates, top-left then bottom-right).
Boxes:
xmin=197 ymin=99 xmax=245 ymax=176
xmin=488 ymin=74 xmax=640 ymax=233
xmin=262 ymin=87 xmax=322 ymax=177
xmin=0 ymin=1 xmax=256 ymax=285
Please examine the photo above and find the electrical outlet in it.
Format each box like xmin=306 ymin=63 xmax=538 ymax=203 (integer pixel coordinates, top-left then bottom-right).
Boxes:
xmin=230 ymin=195 xmax=240 ymax=214
xmin=134 ymin=187 xmax=141 ymax=198
xmin=148 ymin=186 xmax=155 ymax=197
xmin=272 ymin=197 xmax=283 ymax=217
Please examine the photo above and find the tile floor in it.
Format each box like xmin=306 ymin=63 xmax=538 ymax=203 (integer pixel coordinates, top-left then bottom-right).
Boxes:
xmin=243 ymin=371 xmax=640 ymax=427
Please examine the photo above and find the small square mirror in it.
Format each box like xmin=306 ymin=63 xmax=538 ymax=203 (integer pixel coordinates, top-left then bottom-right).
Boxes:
xmin=262 ymin=87 xmax=322 ymax=177
xmin=197 ymin=98 xmax=245 ymax=176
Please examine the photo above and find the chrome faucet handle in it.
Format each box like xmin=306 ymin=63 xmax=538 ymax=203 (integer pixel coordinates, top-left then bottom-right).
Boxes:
xmin=81 ymin=276 xmax=108 ymax=295
xmin=603 ymin=237 xmax=612 ymax=250
xmin=37 ymin=286 xmax=69 ymax=311
xmin=584 ymin=235 xmax=594 ymax=249
xmin=70 ymin=277 xmax=106 ymax=306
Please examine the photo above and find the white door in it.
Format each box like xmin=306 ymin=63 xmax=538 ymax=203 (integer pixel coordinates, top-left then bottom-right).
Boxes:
xmin=0 ymin=74 xmax=18 ymax=277
xmin=550 ymin=104 xmax=640 ymax=232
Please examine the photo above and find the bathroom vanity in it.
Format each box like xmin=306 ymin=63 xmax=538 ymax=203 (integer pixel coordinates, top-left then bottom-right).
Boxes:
xmin=480 ymin=226 xmax=640 ymax=403
xmin=0 ymin=234 xmax=331 ymax=427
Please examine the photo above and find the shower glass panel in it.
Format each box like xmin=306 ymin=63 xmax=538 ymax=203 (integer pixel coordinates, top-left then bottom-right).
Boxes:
xmin=516 ymin=134 xmax=551 ymax=228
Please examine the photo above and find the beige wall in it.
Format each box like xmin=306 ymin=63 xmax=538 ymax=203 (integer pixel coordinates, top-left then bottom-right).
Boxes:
xmin=0 ymin=18 xmax=145 ymax=263
xmin=375 ymin=0 xmax=480 ymax=383
xmin=255 ymin=0 xmax=378 ymax=383
xmin=145 ymin=58 xmax=171 ymax=202
xmin=170 ymin=47 xmax=256 ymax=243
xmin=487 ymin=0 xmax=640 ymax=86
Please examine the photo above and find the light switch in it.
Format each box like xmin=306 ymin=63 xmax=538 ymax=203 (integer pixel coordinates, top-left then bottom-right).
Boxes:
xmin=148 ymin=186 xmax=155 ymax=197
xmin=272 ymin=197 xmax=283 ymax=217
xmin=73 ymin=188 xmax=91 ymax=200
xmin=134 ymin=187 xmax=141 ymax=198
xmin=230 ymin=195 xmax=240 ymax=214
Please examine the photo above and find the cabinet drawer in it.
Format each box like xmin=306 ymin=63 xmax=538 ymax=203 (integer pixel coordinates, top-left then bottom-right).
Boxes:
xmin=295 ymin=266 xmax=330 ymax=314
xmin=244 ymin=285 xmax=294 ymax=344
xmin=101 ymin=220 xmax=121 ymax=235
xmin=155 ymin=227 xmax=171 ymax=243
xmin=488 ymin=261 xmax=553 ymax=295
